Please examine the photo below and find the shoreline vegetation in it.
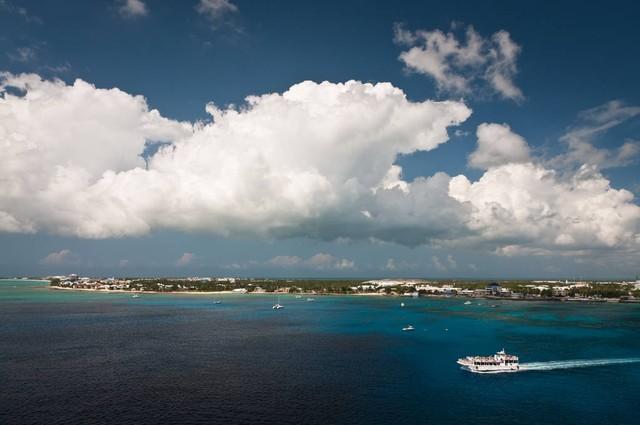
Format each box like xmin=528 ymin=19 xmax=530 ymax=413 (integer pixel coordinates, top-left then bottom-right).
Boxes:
xmin=36 ymin=275 xmax=640 ymax=303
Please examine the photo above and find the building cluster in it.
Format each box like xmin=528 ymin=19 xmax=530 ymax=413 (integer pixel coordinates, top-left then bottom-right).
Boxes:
xmin=356 ymin=279 xmax=640 ymax=301
xmin=184 ymin=277 xmax=237 ymax=283
xmin=50 ymin=274 xmax=134 ymax=291
xmin=49 ymin=274 xmax=241 ymax=291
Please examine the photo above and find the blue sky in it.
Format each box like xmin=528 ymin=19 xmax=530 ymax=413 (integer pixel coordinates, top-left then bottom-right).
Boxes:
xmin=1 ymin=0 xmax=639 ymax=278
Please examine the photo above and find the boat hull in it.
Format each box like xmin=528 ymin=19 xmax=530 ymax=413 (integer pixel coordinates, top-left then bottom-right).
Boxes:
xmin=457 ymin=359 xmax=520 ymax=373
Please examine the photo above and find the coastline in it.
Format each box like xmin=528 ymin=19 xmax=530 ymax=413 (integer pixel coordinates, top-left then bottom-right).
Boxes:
xmin=1 ymin=279 xmax=50 ymax=283
xmin=49 ymin=286 xmax=385 ymax=296
xmin=47 ymin=286 xmax=630 ymax=303
xmin=49 ymin=286 xmax=239 ymax=296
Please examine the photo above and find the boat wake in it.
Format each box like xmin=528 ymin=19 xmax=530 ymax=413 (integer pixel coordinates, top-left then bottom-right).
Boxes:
xmin=519 ymin=357 xmax=640 ymax=372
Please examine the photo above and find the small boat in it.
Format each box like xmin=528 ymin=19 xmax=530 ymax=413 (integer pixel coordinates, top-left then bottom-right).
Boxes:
xmin=306 ymin=298 xmax=315 ymax=302
xmin=273 ymin=293 xmax=284 ymax=309
xmin=214 ymin=300 xmax=222 ymax=304
xmin=402 ymin=325 xmax=415 ymax=331
xmin=400 ymin=302 xmax=405 ymax=307
xmin=464 ymin=301 xmax=472 ymax=305
xmin=295 ymin=295 xmax=302 ymax=299
xmin=131 ymin=294 xmax=140 ymax=299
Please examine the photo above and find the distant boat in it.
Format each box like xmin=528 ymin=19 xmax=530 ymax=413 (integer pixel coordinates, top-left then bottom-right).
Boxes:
xmin=214 ymin=300 xmax=222 ymax=304
xmin=131 ymin=294 xmax=140 ymax=299
xmin=273 ymin=294 xmax=284 ymax=309
xmin=464 ymin=301 xmax=472 ymax=305
xmin=400 ymin=302 xmax=405 ymax=307
xmin=306 ymin=298 xmax=315 ymax=302
xmin=295 ymin=295 xmax=302 ymax=299
xmin=402 ymin=325 xmax=415 ymax=331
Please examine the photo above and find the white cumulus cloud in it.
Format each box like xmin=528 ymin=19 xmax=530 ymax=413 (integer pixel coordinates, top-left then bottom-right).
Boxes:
xmin=0 ymin=73 xmax=469 ymax=241
xmin=1 ymin=73 xmax=639 ymax=260
xmin=468 ymin=123 xmax=530 ymax=169
xmin=449 ymin=162 xmax=640 ymax=254
xmin=0 ymin=73 xmax=192 ymax=237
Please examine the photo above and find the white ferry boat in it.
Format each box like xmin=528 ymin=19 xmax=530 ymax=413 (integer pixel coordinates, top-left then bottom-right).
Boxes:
xmin=457 ymin=349 xmax=519 ymax=373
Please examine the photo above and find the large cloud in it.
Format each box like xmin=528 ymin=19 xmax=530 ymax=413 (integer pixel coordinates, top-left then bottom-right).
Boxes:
xmin=0 ymin=73 xmax=470 ymax=239
xmin=451 ymin=137 xmax=640 ymax=256
xmin=0 ymin=73 xmax=192 ymax=235
xmin=1 ymin=73 xmax=639 ymax=258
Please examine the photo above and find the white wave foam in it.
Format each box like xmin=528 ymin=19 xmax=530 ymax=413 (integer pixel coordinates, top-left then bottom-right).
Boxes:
xmin=520 ymin=358 xmax=640 ymax=371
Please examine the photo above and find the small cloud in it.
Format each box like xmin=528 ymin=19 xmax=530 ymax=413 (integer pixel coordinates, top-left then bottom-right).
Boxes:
xmin=8 ymin=47 xmax=36 ymax=62
xmin=42 ymin=63 xmax=72 ymax=74
xmin=266 ymin=253 xmax=355 ymax=270
xmin=221 ymin=262 xmax=244 ymax=270
xmin=468 ymin=263 xmax=478 ymax=271
xmin=196 ymin=0 xmax=237 ymax=21
xmin=267 ymin=255 xmax=302 ymax=267
xmin=431 ymin=256 xmax=446 ymax=271
xmin=468 ymin=123 xmax=531 ymax=169
xmin=40 ymin=249 xmax=73 ymax=265
xmin=395 ymin=22 xmax=524 ymax=101
xmin=446 ymin=254 xmax=457 ymax=269
xmin=305 ymin=253 xmax=349 ymax=270
xmin=195 ymin=0 xmax=241 ymax=32
xmin=334 ymin=258 xmax=356 ymax=270
xmin=550 ymin=100 xmax=640 ymax=170
xmin=175 ymin=252 xmax=195 ymax=266
xmin=382 ymin=258 xmax=415 ymax=271
xmin=119 ymin=259 xmax=130 ymax=267
xmin=385 ymin=258 xmax=397 ymax=271
xmin=0 ymin=1 xmax=42 ymax=24
xmin=494 ymin=245 xmax=551 ymax=257
xmin=118 ymin=0 xmax=148 ymax=18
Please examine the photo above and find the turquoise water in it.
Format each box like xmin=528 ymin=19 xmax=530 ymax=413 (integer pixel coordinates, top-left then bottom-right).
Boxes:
xmin=1 ymin=279 xmax=639 ymax=424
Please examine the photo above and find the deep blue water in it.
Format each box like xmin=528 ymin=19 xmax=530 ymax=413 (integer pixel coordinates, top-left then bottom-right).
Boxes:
xmin=1 ymin=280 xmax=639 ymax=425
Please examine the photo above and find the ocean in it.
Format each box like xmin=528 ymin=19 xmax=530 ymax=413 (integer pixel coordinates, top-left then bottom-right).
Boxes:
xmin=1 ymin=279 xmax=639 ymax=425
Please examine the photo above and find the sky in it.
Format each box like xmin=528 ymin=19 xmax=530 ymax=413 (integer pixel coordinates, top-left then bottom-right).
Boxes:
xmin=1 ymin=0 xmax=639 ymax=279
